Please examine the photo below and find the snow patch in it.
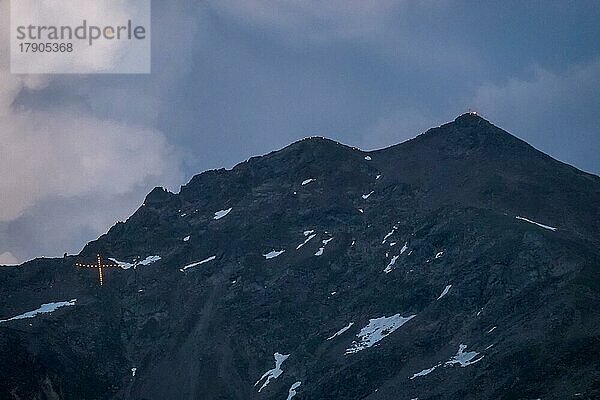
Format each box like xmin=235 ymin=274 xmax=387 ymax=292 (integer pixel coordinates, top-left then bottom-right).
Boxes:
xmin=131 ymin=367 xmax=137 ymax=377
xmin=110 ymin=255 xmax=161 ymax=270
xmin=315 ymin=237 xmax=333 ymax=256
xmin=345 ymin=314 xmax=416 ymax=354
xmin=376 ymin=174 xmax=381 ymax=180
xmin=296 ymin=234 xmax=316 ymax=249
xmin=400 ymin=242 xmax=408 ymax=254
xmin=364 ymin=155 xmax=372 ymax=160
xmin=286 ymin=382 xmax=301 ymax=400
xmin=445 ymin=344 xmax=483 ymax=367
xmin=180 ymin=256 xmax=216 ymax=272
xmin=410 ymin=364 xmax=441 ymax=379
xmin=109 ymin=258 xmax=134 ymax=269
xmin=254 ymin=352 xmax=290 ymax=392
xmin=516 ymin=216 xmax=557 ymax=231
xmin=362 ymin=191 xmax=374 ymax=199
xmin=382 ymin=226 xmax=397 ymax=244
xmin=437 ymin=285 xmax=452 ymax=300
xmin=487 ymin=326 xmax=497 ymax=334
xmin=301 ymin=178 xmax=315 ymax=186
xmin=264 ymin=250 xmax=285 ymax=259
xmin=138 ymin=256 xmax=161 ymax=266
xmin=0 ymin=299 xmax=77 ymax=323
xmin=214 ymin=208 xmax=232 ymax=220
xmin=435 ymin=251 xmax=444 ymax=259
xmin=384 ymin=255 xmax=399 ymax=274
xmin=183 ymin=236 xmax=190 ymax=242
xmin=327 ymin=322 xmax=354 ymax=340
xmin=409 ymin=344 xmax=483 ymax=380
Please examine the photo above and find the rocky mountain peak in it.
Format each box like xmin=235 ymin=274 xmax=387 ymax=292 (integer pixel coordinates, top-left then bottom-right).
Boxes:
xmin=453 ymin=111 xmax=485 ymax=125
xmin=144 ymin=186 xmax=174 ymax=205
xmin=1 ymin=115 xmax=598 ymax=400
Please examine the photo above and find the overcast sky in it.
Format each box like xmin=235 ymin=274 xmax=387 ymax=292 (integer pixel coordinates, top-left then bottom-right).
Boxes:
xmin=1 ymin=0 xmax=599 ymax=264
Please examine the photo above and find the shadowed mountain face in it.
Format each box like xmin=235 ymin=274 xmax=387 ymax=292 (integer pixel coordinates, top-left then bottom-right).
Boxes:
xmin=1 ymin=113 xmax=599 ymax=400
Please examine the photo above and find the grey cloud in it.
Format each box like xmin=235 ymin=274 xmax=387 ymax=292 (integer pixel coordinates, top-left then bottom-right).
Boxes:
xmin=205 ymin=0 xmax=405 ymax=41
xmin=0 ymin=0 xmax=187 ymax=262
xmin=360 ymin=107 xmax=454 ymax=151
xmin=473 ymin=58 xmax=600 ymax=174
xmin=1 ymin=190 xmax=150 ymax=262
xmin=0 ymin=251 xmax=19 ymax=265
xmin=1 ymin=0 xmax=599 ymax=263
xmin=0 ymin=107 xmax=183 ymax=221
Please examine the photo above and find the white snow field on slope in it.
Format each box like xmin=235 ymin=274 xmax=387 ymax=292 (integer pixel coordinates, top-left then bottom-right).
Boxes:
xmin=362 ymin=191 xmax=374 ymax=199
xmin=109 ymin=255 xmax=161 ymax=270
xmin=515 ymin=216 xmax=557 ymax=231
xmin=109 ymin=258 xmax=136 ymax=269
xmin=179 ymin=256 xmax=216 ymax=272
xmin=301 ymin=178 xmax=315 ymax=186
xmin=286 ymin=381 xmax=301 ymax=400
xmin=254 ymin=352 xmax=290 ymax=392
xmin=138 ymin=256 xmax=161 ymax=266
xmin=296 ymin=230 xmax=317 ymax=249
xmin=263 ymin=250 xmax=285 ymax=259
xmin=382 ymin=226 xmax=397 ymax=244
xmin=410 ymin=364 xmax=441 ymax=379
xmin=384 ymin=255 xmax=399 ymax=273
xmin=346 ymin=314 xmax=416 ymax=354
xmin=445 ymin=344 xmax=483 ymax=367
xmin=400 ymin=242 xmax=408 ymax=254
xmin=383 ymin=255 xmax=399 ymax=273
xmin=110 ymin=258 xmax=132 ymax=270
xmin=327 ymin=322 xmax=354 ymax=340
xmin=437 ymin=284 xmax=452 ymax=300
xmin=314 ymin=237 xmax=333 ymax=256
xmin=409 ymin=343 xmax=483 ymax=380
xmin=214 ymin=208 xmax=232 ymax=220
xmin=0 ymin=299 xmax=77 ymax=323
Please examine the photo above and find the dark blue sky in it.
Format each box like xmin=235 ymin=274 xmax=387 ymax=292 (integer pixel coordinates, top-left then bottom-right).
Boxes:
xmin=1 ymin=0 xmax=599 ymax=263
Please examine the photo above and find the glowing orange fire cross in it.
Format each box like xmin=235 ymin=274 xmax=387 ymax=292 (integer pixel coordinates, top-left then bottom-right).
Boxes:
xmin=75 ymin=254 xmax=120 ymax=286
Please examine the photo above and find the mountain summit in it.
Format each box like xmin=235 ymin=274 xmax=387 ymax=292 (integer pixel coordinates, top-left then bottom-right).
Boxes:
xmin=1 ymin=115 xmax=599 ymax=400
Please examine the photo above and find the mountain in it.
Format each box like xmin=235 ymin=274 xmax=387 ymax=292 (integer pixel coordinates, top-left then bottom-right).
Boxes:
xmin=1 ymin=113 xmax=599 ymax=400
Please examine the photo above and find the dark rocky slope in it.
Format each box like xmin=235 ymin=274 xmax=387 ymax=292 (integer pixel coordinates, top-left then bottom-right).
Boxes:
xmin=1 ymin=113 xmax=599 ymax=400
